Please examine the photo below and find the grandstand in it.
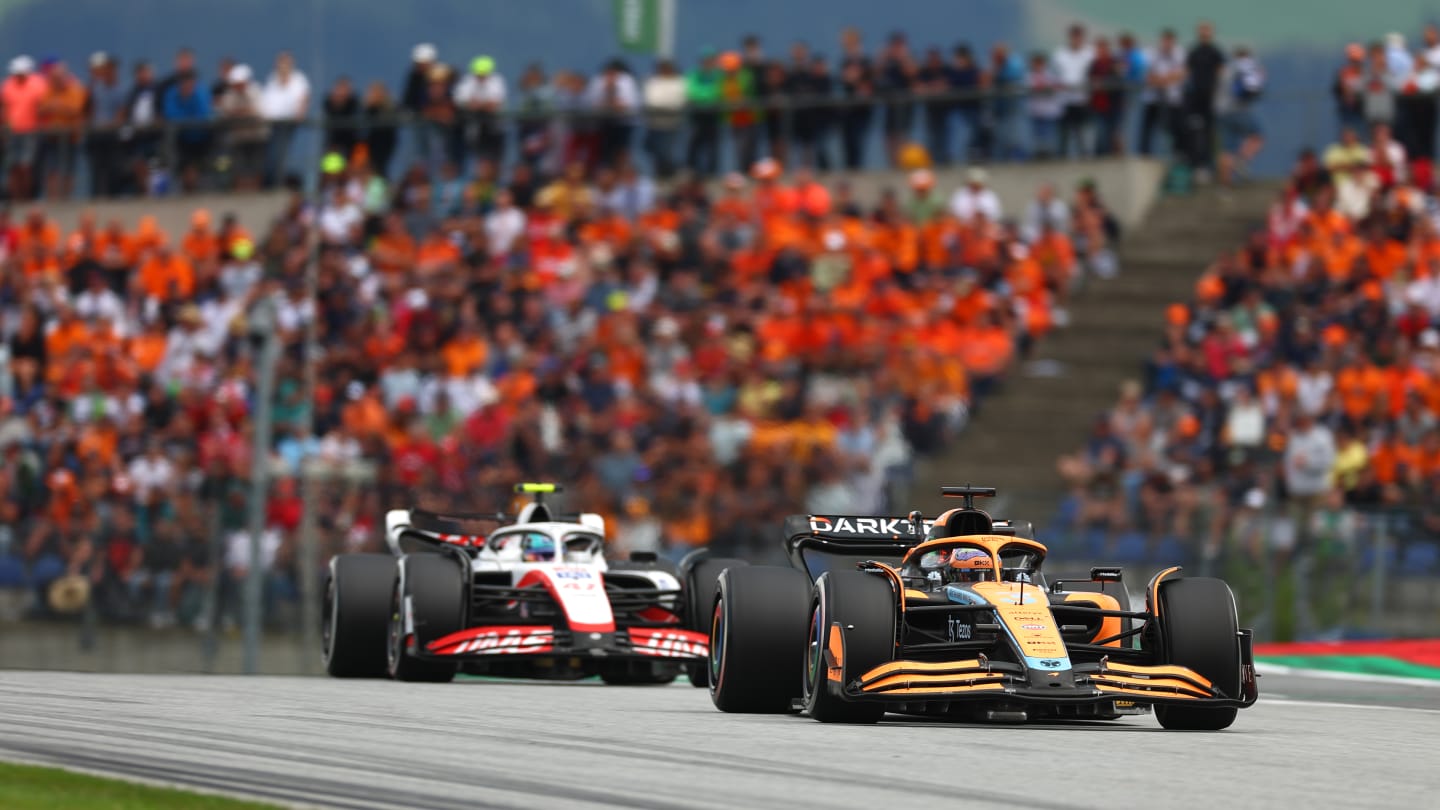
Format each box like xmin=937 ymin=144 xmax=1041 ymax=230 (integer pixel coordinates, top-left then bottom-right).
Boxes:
xmin=2 ymin=14 xmax=1439 ymax=673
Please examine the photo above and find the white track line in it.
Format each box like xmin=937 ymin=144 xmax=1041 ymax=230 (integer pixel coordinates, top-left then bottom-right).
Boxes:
xmin=1257 ymin=662 xmax=1440 ymax=689
xmin=1261 ymin=697 xmax=1440 ymax=714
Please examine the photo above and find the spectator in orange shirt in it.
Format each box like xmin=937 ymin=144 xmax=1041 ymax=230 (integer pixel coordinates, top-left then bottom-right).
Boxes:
xmin=2 ymin=55 xmax=46 ymax=199
xmin=369 ymin=212 xmax=417 ymax=274
xmin=136 ymin=244 xmax=196 ymax=301
xmin=415 ymin=225 xmax=462 ymax=275
xmin=20 ymin=239 xmax=60 ymax=278
xmin=44 ymin=305 xmax=91 ymax=361
xmin=16 ymin=209 xmax=60 ymax=254
xmin=36 ymin=60 xmax=87 ymax=199
xmin=181 ymin=209 xmax=221 ymax=264
xmin=440 ymin=318 xmax=489 ymax=377
xmin=128 ymin=318 xmax=170 ymax=375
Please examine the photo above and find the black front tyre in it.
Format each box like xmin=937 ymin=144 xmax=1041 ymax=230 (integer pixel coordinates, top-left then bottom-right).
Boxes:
xmin=323 ymin=554 xmax=396 ymax=678
xmin=387 ymin=555 xmax=465 ymax=683
xmin=708 ymin=565 xmax=811 ymax=713
xmin=1153 ymin=577 xmax=1241 ymax=731
xmin=684 ymin=556 xmax=748 ymax=687
xmin=803 ymin=571 xmax=895 ymax=724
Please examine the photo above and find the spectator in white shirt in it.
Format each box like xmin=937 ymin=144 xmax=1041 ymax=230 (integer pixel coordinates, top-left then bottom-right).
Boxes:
xmin=317 ymin=184 xmax=364 ymax=247
xmin=484 ymin=188 xmax=527 ymax=261
xmin=1140 ymin=28 xmax=1186 ymax=155
xmin=453 ymin=56 xmax=506 ymax=163
xmin=1051 ymin=24 xmax=1095 ymax=157
xmin=1223 ymin=386 xmax=1266 ymax=458
xmin=1024 ymin=52 xmax=1063 ymax=157
xmin=1020 ymin=182 xmax=1069 ymax=242
xmin=585 ymin=59 xmax=641 ymax=167
xmin=1422 ymin=24 xmax=1440 ymax=70
xmin=949 ymin=167 xmax=1003 ymax=224
xmin=258 ymin=51 xmax=311 ymax=187
xmin=643 ymin=60 xmax=686 ymax=178
xmin=1293 ymin=357 xmax=1332 ymax=417
xmin=127 ymin=440 xmax=176 ymax=504
xmin=72 ymin=271 xmax=126 ymax=326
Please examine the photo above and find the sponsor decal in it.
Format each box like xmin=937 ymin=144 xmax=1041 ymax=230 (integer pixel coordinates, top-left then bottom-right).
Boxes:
xmin=435 ymin=627 xmax=555 ymax=655
xmin=1022 ymin=624 xmax=1046 ymax=631
xmin=1039 ymin=659 xmax=1063 ymax=669
xmin=437 ymin=534 xmax=484 ymax=547
xmin=630 ymin=628 xmax=708 ymax=658
xmin=808 ymin=516 xmax=935 ymax=535
xmin=947 ymin=616 xmax=973 ymax=642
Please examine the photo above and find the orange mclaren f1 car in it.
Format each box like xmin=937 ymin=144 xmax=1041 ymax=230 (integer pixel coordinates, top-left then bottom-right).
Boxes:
xmin=706 ymin=486 xmax=1258 ymax=729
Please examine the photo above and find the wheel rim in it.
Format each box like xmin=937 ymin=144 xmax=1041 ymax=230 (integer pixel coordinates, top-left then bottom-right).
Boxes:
xmin=386 ymin=582 xmax=402 ymax=676
xmin=321 ymin=576 xmax=336 ymax=662
xmin=708 ymin=596 xmax=725 ymax=692
xmin=805 ymin=602 xmax=823 ymax=704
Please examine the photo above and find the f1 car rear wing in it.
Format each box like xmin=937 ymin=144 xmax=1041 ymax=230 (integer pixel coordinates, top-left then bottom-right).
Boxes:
xmin=385 ymin=508 xmax=607 ymax=556
xmin=781 ymin=513 xmax=1030 ymax=577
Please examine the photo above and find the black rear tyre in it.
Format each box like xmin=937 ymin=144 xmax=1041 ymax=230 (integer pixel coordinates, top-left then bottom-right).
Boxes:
xmin=708 ymin=565 xmax=810 ymax=712
xmin=388 ymin=555 xmax=465 ymax=683
xmin=323 ymin=554 xmax=396 ymax=678
xmin=685 ymin=556 xmax=748 ymax=687
xmin=1153 ymin=577 xmax=1241 ymax=731
xmin=804 ymin=571 xmax=895 ymax=724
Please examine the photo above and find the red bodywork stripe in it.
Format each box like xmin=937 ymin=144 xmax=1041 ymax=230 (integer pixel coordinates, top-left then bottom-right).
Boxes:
xmin=628 ymin=627 xmax=709 ymax=658
xmin=427 ymin=625 xmax=555 ymax=656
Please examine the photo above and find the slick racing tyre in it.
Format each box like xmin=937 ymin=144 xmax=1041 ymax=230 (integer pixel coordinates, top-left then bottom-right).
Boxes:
xmin=1153 ymin=577 xmax=1241 ymax=731
xmin=323 ymin=554 xmax=396 ymax=678
xmin=684 ymin=556 xmax=748 ymax=687
xmin=387 ymin=555 xmax=465 ymax=683
xmin=708 ymin=565 xmax=810 ymax=713
xmin=804 ymin=571 xmax=895 ymax=724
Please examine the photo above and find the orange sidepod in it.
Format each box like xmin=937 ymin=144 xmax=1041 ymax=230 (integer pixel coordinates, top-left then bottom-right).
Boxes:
xmin=1060 ymin=591 xmax=1123 ymax=647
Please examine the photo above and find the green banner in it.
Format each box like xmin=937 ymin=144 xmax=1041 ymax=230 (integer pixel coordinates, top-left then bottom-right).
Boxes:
xmin=614 ymin=0 xmax=672 ymax=56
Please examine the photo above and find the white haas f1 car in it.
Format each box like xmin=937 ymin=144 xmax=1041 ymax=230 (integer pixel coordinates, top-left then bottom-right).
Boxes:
xmin=322 ymin=484 xmax=739 ymax=684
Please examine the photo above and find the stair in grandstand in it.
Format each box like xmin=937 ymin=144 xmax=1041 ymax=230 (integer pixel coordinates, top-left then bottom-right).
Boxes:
xmin=913 ymin=180 xmax=1283 ymax=538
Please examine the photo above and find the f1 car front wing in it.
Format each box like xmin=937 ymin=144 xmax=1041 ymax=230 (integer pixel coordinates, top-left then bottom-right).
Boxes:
xmin=838 ymin=629 xmax=1259 ymax=709
xmin=417 ymin=624 xmax=709 ymax=662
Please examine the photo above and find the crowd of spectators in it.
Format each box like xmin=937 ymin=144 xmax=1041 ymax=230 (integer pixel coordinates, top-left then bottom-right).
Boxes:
xmin=1057 ymin=28 xmax=1440 ymax=576
xmin=0 ymin=21 xmax=1267 ymax=203
xmin=0 ymin=109 xmax=1126 ymax=626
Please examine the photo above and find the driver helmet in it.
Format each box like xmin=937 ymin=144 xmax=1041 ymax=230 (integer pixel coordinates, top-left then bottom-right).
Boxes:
xmin=918 ymin=548 xmax=952 ymax=589
xmin=522 ymin=535 xmax=556 ymax=562
xmin=947 ymin=549 xmax=993 ymax=584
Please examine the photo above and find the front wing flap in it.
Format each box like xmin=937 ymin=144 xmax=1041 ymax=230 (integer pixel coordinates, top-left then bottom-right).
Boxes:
xmin=845 ymin=630 xmax=1259 ymax=709
xmin=420 ymin=624 xmax=709 ymax=661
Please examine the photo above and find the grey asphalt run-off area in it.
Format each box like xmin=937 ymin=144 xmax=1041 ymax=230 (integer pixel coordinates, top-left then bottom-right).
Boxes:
xmin=0 ymin=670 xmax=1435 ymax=809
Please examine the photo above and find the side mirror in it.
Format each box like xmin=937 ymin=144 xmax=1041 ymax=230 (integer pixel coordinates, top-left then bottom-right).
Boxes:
xmin=1090 ymin=566 xmax=1124 ymax=583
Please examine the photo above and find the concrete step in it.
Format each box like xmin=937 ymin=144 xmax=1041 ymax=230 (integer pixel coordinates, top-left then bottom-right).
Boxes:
xmin=913 ymin=180 xmax=1282 ymax=518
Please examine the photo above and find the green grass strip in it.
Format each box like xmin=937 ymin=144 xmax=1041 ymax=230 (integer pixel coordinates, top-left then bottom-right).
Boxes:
xmin=0 ymin=761 xmax=280 ymax=810
xmin=1258 ymin=654 xmax=1440 ymax=681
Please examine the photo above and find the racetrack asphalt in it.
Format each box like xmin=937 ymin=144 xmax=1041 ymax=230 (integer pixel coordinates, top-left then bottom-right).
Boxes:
xmin=0 ymin=670 xmax=1434 ymax=809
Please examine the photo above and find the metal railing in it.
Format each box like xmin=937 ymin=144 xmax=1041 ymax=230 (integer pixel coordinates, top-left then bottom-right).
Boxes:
xmin=1040 ymin=495 xmax=1440 ymax=643
xmin=0 ymin=77 xmax=1332 ymax=201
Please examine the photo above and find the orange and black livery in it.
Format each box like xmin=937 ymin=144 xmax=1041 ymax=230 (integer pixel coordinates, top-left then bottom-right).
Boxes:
xmin=705 ymin=485 xmax=1259 ymax=729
